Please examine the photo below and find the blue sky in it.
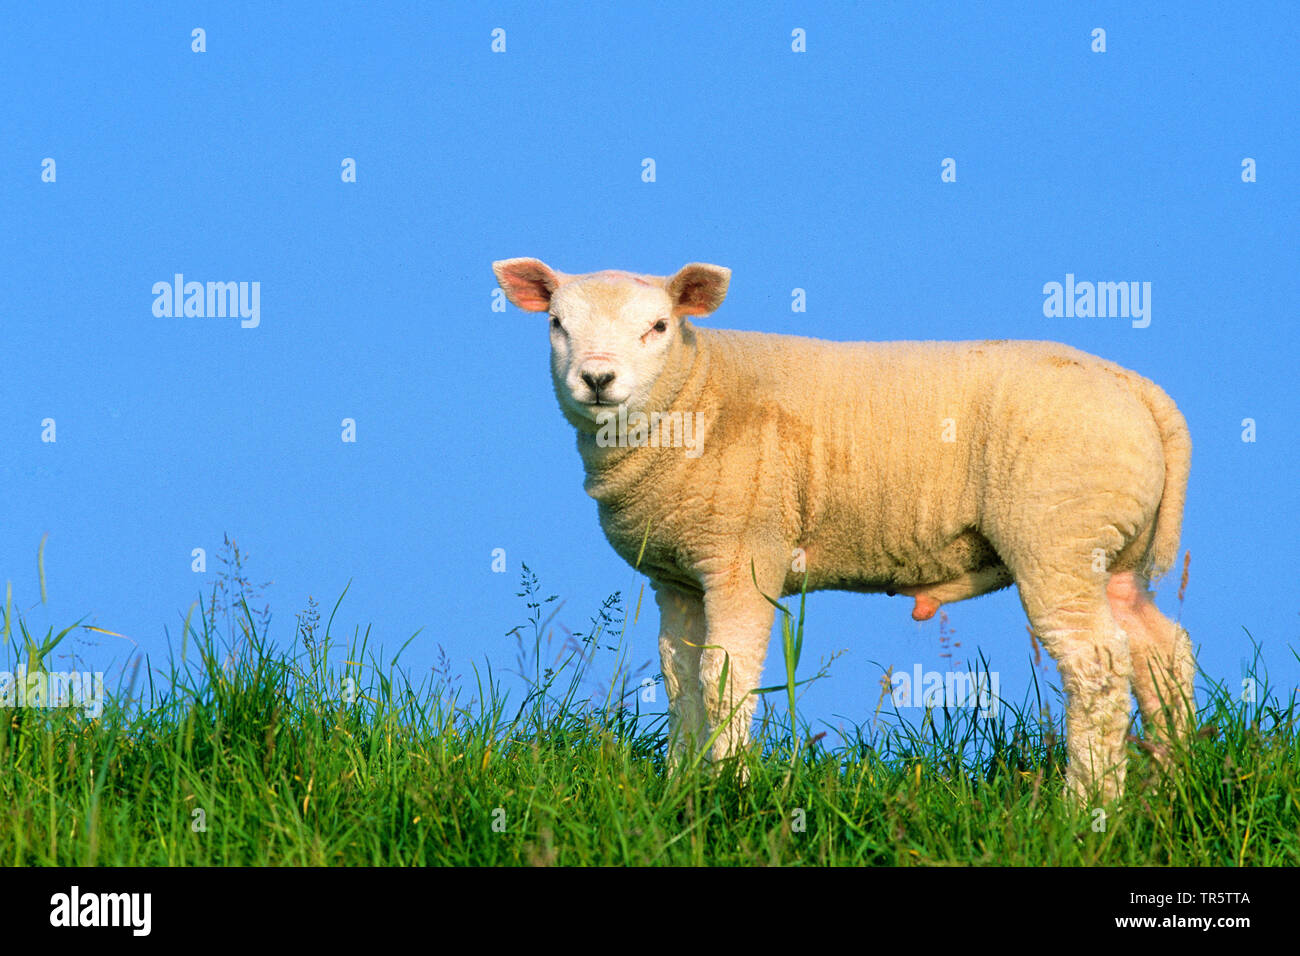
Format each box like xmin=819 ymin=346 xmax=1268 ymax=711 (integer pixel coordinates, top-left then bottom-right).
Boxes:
xmin=2 ymin=2 xmax=1297 ymax=741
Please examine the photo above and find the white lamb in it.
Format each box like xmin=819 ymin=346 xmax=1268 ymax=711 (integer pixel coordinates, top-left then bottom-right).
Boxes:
xmin=494 ymin=257 xmax=1196 ymax=802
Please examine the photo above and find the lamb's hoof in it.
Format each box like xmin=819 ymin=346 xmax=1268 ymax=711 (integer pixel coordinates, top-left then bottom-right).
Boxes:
xmin=911 ymin=594 xmax=940 ymax=621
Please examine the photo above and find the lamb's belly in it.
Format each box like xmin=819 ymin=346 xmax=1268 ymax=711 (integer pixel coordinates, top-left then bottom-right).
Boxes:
xmin=791 ymin=529 xmax=1007 ymax=598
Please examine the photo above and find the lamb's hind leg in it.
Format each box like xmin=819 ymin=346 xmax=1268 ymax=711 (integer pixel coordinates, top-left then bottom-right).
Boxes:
xmin=1016 ymin=569 xmax=1134 ymax=804
xmin=1107 ymin=571 xmax=1196 ymax=761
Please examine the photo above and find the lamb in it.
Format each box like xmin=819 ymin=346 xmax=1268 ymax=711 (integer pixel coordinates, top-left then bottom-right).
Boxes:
xmin=493 ymin=257 xmax=1196 ymax=803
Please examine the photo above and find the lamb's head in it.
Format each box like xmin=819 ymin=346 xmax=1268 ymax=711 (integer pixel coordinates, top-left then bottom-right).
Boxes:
xmin=493 ymin=258 xmax=730 ymax=429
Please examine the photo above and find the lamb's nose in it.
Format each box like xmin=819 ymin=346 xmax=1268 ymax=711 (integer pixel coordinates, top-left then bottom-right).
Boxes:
xmin=582 ymin=371 xmax=616 ymax=393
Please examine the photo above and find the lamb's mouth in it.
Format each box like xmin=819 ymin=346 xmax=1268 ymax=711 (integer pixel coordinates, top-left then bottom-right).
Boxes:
xmin=566 ymin=397 xmax=619 ymax=420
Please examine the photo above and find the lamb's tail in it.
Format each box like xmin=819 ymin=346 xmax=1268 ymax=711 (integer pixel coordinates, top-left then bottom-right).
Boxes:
xmin=1134 ymin=375 xmax=1192 ymax=579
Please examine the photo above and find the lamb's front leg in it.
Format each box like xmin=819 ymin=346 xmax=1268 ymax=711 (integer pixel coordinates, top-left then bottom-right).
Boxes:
xmin=654 ymin=584 xmax=707 ymax=770
xmin=698 ymin=572 xmax=778 ymax=770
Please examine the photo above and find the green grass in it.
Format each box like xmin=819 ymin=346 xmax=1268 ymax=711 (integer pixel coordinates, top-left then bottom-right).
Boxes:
xmin=1 ymin=561 xmax=1297 ymax=866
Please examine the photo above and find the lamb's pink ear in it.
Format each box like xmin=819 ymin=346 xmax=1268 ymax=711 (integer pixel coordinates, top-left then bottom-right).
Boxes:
xmin=667 ymin=263 xmax=731 ymax=317
xmin=493 ymin=258 xmax=565 ymax=312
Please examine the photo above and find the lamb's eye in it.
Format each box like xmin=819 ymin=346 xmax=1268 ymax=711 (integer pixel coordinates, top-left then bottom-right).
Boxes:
xmin=652 ymin=319 xmax=668 ymax=333
xmin=550 ymin=314 xmax=563 ymax=331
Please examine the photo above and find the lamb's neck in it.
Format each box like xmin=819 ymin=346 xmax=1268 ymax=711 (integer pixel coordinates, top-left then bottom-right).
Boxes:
xmin=576 ymin=324 xmax=712 ymax=507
